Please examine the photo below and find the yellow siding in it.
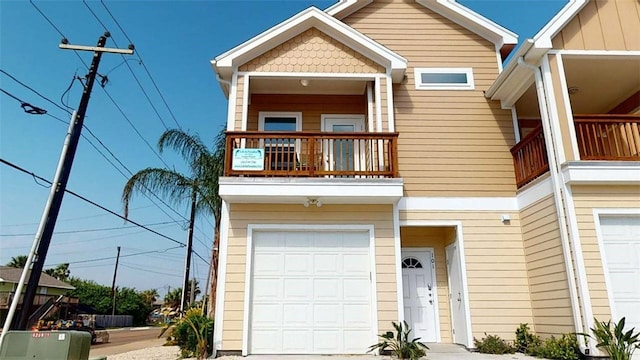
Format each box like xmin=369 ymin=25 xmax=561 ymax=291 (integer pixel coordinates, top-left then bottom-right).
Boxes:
xmin=246 ymin=94 xmax=367 ymax=131
xmin=520 ymin=195 xmax=574 ymax=336
xmin=571 ymin=184 xmax=640 ymax=321
xmin=400 ymin=210 xmax=534 ymax=340
xmin=344 ymin=0 xmax=516 ymax=197
xmin=221 ymin=204 xmax=396 ymax=350
xmin=401 ymin=226 xmax=455 ymax=342
xmin=239 ymin=28 xmax=385 ymax=73
xmin=552 ymin=0 xmax=640 ymax=51
xmin=234 ymin=76 xmax=245 ymax=131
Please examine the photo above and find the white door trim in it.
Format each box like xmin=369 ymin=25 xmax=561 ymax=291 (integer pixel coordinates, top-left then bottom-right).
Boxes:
xmin=401 ymin=247 xmax=441 ymax=342
xmin=593 ymin=209 xmax=640 ymax=322
xmin=399 ymin=220 xmax=473 ymax=348
xmin=242 ymin=224 xmax=378 ymax=356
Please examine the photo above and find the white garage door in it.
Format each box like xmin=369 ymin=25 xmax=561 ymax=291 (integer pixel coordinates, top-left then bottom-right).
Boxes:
xmin=249 ymin=231 xmax=373 ymax=354
xmin=601 ymin=216 xmax=640 ymax=332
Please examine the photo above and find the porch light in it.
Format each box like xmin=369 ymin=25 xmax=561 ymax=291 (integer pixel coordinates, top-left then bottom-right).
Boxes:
xmin=303 ymin=198 xmax=322 ymax=207
xmin=567 ymin=86 xmax=579 ymax=96
xmin=300 ymin=79 xmax=310 ymax=87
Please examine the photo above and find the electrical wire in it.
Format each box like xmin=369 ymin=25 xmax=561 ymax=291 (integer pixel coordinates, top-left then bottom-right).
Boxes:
xmin=47 ymin=246 xmax=183 ymax=267
xmin=120 ymin=263 xmax=182 ymax=278
xmin=0 ymin=221 xmax=178 ymax=237
xmin=0 ymin=157 xmax=185 ymax=247
xmin=1 ymin=69 xmax=72 ymax=115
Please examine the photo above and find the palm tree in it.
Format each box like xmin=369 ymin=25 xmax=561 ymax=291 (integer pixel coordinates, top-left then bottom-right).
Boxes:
xmin=140 ymin=289 xmax=159 ymax=306
xmin=122 ymin=128 xmax=225 ymax=313
xmin=6 ymin=255 xmax=27 ymax=268
xmin=44 ymin=263 xmax=70 ymax=281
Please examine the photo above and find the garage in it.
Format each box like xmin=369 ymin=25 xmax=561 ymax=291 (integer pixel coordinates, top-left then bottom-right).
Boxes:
xmin=248 ymin=230 xmax=374 ymax=354
xmin=600 ymin=215 xmax=640 ymax=331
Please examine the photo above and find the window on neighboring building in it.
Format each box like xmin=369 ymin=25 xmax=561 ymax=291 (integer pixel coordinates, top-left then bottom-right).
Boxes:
xmin=414 ymin=68 xmax=474 ymax=90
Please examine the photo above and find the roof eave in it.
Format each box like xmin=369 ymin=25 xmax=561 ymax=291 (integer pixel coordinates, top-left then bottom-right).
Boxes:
xmin=213 ymin=6 xmax=408 ymax=87
xmin=532 ymin=0 xmax=589 ymax=48
xmin=325 ymin=0 xmax=372 ymax=19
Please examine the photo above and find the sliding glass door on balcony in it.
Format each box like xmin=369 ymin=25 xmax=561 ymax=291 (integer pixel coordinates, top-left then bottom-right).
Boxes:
xmin=323 ymin=116 xmax=365 ymax=173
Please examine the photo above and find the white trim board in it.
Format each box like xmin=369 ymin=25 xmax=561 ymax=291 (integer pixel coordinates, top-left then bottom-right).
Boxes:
xmin=213 ymin=201 xmax=231 ymax=355
xmin=242 ymin=224 xmax=379 ymax=355
xmin=398 ymin=197 xmax=518 ymax=211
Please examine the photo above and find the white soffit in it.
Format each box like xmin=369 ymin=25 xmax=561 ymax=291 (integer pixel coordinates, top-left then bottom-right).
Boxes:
xmin=212 ymin=7 xmax=407 ymax=83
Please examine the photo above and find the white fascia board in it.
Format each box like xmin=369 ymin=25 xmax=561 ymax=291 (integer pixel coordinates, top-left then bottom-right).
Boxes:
xmin=417 ymin=0 xmax=517 ymax=48
xmin=533 ymin=0 xmax=589 ymax=49
xmin=213 ymin=7 xmax=407 ymax=83
xmin=561 ymin=162 xmax=640 ymax=185
xmin=516 ymin=175 xmax=554 ymax=210
xmin=219 ymin=177 xmax=404 ymax=204
xmin=325 ymin=0 xmax=372 ymax=18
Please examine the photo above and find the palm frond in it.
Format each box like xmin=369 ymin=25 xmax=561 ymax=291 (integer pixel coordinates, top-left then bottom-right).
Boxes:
xmin=158 ymin=129 xmax=211 ymax=172
xmin=122 ymin=167 xmax=193 ymax=219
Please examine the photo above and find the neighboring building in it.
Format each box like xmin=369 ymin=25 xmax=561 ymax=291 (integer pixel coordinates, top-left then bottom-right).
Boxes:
xmin=211 ymin=0 xmax=639 ymax=356
xmin=0 ymin=266 xmax=75 ymax=326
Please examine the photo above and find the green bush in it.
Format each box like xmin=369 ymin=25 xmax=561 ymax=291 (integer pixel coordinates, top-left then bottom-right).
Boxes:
xmin=581 ymin=317 xmax=640 ymax=360
xmin=529 ymin=334 xmax=580 ymax=360
xmin=516 ymin=323 xmax=541 ymax=354
xmin=474 ymin=333 xmax=516 ymax=354
xmin=170 ymin=309 xmax=213 ymax=359
xmin=368 ymin=321 xmax=429 ymax=360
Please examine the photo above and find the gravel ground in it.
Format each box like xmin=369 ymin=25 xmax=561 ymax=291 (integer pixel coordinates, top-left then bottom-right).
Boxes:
xmin=103 ymin=345 xmax=242 ymax=360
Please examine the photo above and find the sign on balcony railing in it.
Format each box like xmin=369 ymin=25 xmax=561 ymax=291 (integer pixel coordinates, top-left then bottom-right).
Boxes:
xmin=225 ymin=131 xmax=399 ymax=178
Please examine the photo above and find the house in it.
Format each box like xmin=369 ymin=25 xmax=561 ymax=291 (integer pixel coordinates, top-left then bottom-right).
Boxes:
xmin=0 ymin=266 xmax=76 ymax=326
xmin=211 ymin=0 xmax=639 ymax=356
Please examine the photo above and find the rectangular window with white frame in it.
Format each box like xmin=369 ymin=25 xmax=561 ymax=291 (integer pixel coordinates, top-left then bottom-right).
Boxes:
xmin=258 ymin=112 xmax=302 ymax=171
xmin=414 ymin=68 xmax=474 ymax=90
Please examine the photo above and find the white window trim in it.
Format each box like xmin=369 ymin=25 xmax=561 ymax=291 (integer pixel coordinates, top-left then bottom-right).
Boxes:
xmin=258 ymin=111 xmax=302 ymax=131
xmin=414 ymin=67 xmax=475 ymax=90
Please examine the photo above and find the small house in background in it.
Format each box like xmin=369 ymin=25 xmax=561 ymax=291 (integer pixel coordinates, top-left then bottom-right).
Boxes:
xmin=0 ymin=266 xmax=76 ymax=327
xmin=210 ymin=0 xmax=639 ymax=357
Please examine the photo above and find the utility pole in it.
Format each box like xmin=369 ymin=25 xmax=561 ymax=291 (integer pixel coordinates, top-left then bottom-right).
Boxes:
xmin=179 ymin=190 xmax=197 ymax=313
xmin=2 ymin=33 xmax=133 ymax=337
xmin=111 ymin=246 xmax=121 ymax=316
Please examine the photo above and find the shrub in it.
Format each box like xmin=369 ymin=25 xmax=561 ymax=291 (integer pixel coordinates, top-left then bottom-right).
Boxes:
xmin=581 ymin=317 xmax=640 ymax=360
xmin=529 ymin=334 xmax=580 ymax=360
xmin=170 ymin=309 xmax=213 ymax=359
xmin=516 ymin=323 xmax=541 ymax=354
xmin=369 ymin=321 xmax=429 ymax=360
xmin=474 ymin=333 xmax=516 ymax=354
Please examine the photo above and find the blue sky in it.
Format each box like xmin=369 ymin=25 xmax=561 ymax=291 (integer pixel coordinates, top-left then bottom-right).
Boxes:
xmin=0 ymin=0 xmax=566 ymax=299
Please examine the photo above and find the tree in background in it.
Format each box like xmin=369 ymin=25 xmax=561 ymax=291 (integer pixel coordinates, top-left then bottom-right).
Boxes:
xmin=164 ymin=288 xmax=182 ymax=309
xmin=6 ymin=255 xmax=27 ymax=268
xmin=122 ymin=128 xmax=225 ymax=313
xmin=44 ymin=263 xmax=70 ymax=281
xmin=140 ymin=289 xmax=159 ymax=307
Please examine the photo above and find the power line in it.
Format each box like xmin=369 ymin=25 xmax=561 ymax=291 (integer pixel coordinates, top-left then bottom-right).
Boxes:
xmin=99 ymin=0 xmax=183 ymax=130
xmin=0 ymin=221 xmax=178 ymax=237
xmin=28 ymin=0 xmax=65 ymax=39
xmin=0 ymin=87 xmax=47 ymax=115
xmin=1 ymin=69 xmax=72 ymax=115
xmin=0 ymin=157 xmax=185 ymax=247
xmin=120 ymin=263 xmax=182 ymax=278
xmin=47 ymin=246 xmax=183 ymax=267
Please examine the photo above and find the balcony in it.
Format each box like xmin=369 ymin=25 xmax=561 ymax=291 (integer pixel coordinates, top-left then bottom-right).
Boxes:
xmin=0 ymin=291 xmax=64 ymax=309
xmin=511 ymin=126 xmax=549 ymax=188
xmin=574 ymin=114 xmax=640 ymax=160
xmin=225 ymin=131 xmax=399 ymax=178
xmin=511 ymin=114 xmax=640 ymax=188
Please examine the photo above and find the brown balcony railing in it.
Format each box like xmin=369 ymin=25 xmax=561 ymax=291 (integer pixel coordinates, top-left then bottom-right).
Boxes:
xmin=0 ymin=291 xmax=58 ymax=309
xmin=225 ymin=131 xmax=399 ymax=178
xmin=511 ymin=126 xmax=549 ymax=188
xmin=574 ymin=114 xmax=640 ymax=160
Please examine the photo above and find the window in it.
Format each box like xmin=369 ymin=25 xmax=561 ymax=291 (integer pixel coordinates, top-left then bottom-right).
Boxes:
xmin=259 ymin=112 xmax=301 ymax=132
xmin=402 ymin=257 xmax=423 ymax=269
xmin=258 ymin=112 xmax=301 ymax=171
xmin=414 ymin=68 xmax=474 ymax=90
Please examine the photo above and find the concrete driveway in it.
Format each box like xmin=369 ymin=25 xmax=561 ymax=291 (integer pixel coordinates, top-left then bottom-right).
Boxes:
xmin=218 ymin=343 xmax=541 ymax=360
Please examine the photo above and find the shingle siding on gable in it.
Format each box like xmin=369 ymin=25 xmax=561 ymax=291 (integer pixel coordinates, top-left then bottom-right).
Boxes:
xmin=239 ymin=27 xmax=385 ymax=74
xmin=551 ymin=0 xmax=640 ymax=51
xmin=343 ymin=0 xmax=517 ymax=197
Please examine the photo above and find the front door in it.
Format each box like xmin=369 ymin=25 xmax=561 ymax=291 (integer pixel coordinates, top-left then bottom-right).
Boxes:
xmin=446 ymin=243 xmax=470 ymax=346
xmin=401 ymin=249 xmax=437 ymax=342
xmin=323 ymin=116 xmax=365 ymax=172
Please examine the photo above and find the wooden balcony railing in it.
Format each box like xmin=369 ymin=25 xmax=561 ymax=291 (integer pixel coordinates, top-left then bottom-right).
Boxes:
xmin=225 ymin=131 xmax=399 ymax=178
xmin=574 ymin=114 xmax=640 ymax=160
xmin=0 ymin=291 xmax=59 ymax=309
xmin=511 ymin=126 xmax=549 ymax=188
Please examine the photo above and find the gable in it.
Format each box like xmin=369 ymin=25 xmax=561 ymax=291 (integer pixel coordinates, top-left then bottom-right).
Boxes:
xmin=239 ymin=27 xmax=385 ymax=74
xmin=551 ymin=0 xmax=640 ymax=51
